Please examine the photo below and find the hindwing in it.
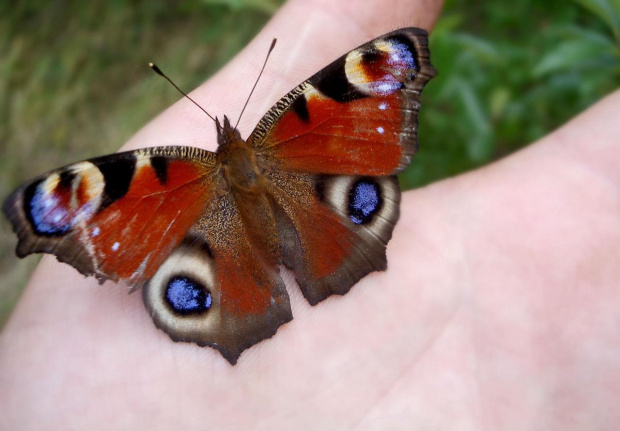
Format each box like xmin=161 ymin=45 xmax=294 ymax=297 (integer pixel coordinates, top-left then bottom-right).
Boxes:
xmin=143 ymin=193 xmax=292 ymax=364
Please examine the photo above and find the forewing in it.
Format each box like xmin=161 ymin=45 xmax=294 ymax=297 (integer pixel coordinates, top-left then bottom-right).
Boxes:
xmin=3 ymin=146 xmax=217 ymax=288
xmin=248 ymin=27 xmax=435 ymax=176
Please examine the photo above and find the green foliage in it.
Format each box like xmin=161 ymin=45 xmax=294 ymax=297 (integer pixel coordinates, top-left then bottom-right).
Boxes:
xmin=573 ymin=0 xmax=620 ymax=40
xmin=199 ymin=0 xmax=283 ymax=13
xmin=1 ymin=0 xmax=618 ymax=325
xmin=401 ymin=0 xmax=620 ymax=188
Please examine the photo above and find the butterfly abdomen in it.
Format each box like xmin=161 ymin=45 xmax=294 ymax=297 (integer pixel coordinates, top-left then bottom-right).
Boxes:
xmin=216 ymin=121 xmax=281 ymax=266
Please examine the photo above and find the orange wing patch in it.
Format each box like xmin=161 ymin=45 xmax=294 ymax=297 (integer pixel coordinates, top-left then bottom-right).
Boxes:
xmin=3 ymin=146 xmax=218 ymax=288
xmin=265 ymin=89 xmax=404 ymax=176
xmin=91 ymin=157 xmax=211 ymax=285
xmin=249 ymin=28 xmax=435 ymax=177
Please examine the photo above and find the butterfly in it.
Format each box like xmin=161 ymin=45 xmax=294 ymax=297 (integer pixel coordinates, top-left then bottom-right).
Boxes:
xmin=3 ymin=28 xmax=435 ymax=364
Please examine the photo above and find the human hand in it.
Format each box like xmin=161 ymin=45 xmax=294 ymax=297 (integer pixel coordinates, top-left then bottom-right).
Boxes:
xmin=2 ymin=0 xmax=619 ymax=429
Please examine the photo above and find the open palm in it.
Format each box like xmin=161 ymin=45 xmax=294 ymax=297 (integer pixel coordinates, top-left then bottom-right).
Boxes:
xmin=2 ymin=0 xmax=619 ymax=429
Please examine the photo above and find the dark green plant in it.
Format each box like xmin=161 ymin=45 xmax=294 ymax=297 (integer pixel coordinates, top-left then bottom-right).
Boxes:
xmin=402 ymin=0 xmax=620 ymax=188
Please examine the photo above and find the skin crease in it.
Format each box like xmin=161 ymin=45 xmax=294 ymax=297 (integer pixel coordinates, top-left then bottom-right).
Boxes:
xmin=1 ymin=0 xmax=620 ymax=429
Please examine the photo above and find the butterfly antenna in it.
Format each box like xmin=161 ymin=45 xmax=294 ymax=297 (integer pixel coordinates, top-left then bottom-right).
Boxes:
xmin=235 ymin=38 xmax=277 ymax=129
xmin=149 ymin=62 xmax=216 ymax=122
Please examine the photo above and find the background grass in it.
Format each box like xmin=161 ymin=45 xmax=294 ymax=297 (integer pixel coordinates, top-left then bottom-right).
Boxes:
xmin=1 ymin=0 xmax=618 ymax=327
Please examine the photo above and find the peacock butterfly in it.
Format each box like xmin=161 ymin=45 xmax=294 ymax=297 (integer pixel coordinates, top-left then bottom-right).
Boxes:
xmin=3 ymin=28 xmax=435 ymax=364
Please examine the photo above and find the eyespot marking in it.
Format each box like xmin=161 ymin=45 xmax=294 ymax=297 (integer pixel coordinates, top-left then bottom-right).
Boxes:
xmin=386 ymin=34 xmax=418 ymax=72
xmin=165 ymin=275 xmax=213 ymax=315
xmin=144 ymin=239 xmax=219 ymax=337
xmin=22 ymin=161 xmax=107 ymax=236
xmin=377 ymin=126 xmax=385 ymax=134
xmin=349 ymin=179 xmax=382 ymax=225
xmin=59 ymin=170 xmax=77 ymax=188
xmin=345 ymin=37 xmax=417 ymax=97
xmin=25 ymin=177 xmax=73 ymax=235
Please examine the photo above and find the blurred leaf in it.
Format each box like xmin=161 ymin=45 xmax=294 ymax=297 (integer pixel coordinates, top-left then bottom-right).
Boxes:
xmin=490 ymin=87 xmax=511 ymax=118
xmin=200 ymin=0 xmax=281 ymax=13
xmin=456 ymin=80 xmax=493 ymax=161
xmin=431 ymin=13 xmax=463 ymax=33
xmin=452 ymin=33 xmax=502 ymax=63
xmin=533 ymin=36 xmax=618 ymax=76
xmin=572 ymin=0 xmax=620 ymax=40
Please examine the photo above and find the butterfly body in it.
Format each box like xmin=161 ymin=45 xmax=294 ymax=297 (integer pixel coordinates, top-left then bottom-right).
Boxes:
xmin=4 ymin=28 xmax=435 ymax=364
xmin=216 ymin=115 xmax=281 ymax=267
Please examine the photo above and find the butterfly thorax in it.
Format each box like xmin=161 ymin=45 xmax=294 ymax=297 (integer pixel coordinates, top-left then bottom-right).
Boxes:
xmin=216 ymin=116 xmax=265 ymax=194
xmin=215 ymin=115 xmax=280 ymax=265
xmin=219 ymin=140 xmax=262 ymax=192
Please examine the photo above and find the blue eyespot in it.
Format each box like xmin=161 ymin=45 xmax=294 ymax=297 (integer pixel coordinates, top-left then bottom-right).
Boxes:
xmin=28 ymin=183 xmax=72 ymax=235
xmin=349 ymin=180 xmax=381 ymax=225
xmin=388 ymin=40 xmax=416 ymax=70
xmin=165 ymin=276 xmax=212 ymax=315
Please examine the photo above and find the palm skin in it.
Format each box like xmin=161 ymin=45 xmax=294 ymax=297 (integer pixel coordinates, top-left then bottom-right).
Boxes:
xmin=2 ymin=0 xmax=620 ymax=429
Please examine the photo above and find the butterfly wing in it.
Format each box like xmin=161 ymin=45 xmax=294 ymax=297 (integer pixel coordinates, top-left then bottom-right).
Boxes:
xmin=249 ymin=27 xmax=435 ymax=176
xmin=143 ymin=192 xmax=292 ymax=364
xmin=4 ymin=27 xmax=434 ymax=363
xmin=266 ymin=171 xmax=401 ymax=304
xmin=5 ymin=146 xmax=293 ymax=363
xmin=3 ymin=146 xmax=218 ymax=287
xmin=250 ymin=28 xmax=435 ymax=304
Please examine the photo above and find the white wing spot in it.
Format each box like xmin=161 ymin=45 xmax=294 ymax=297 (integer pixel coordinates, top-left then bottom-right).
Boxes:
xmin=111 ymin=242 xmax=120 ymax=252
xmin=377 ymin=126 xmax=385 ymax=134
xmin=375 ymin=81 xmax=396 ymax=95
xmin=378 ymin=102 xmax=388 ymax=110
xmin=92 ymin=227 xmax=101 ymax=237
